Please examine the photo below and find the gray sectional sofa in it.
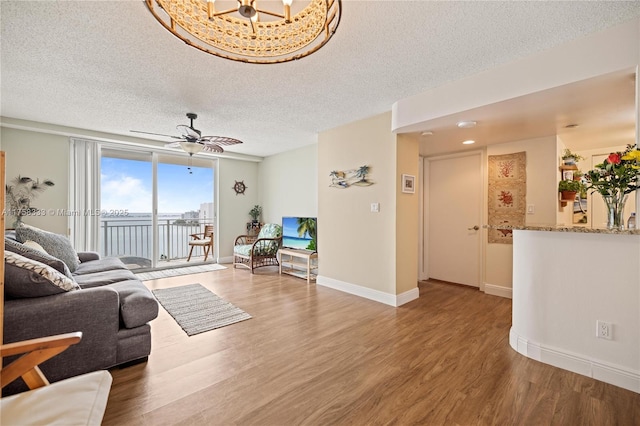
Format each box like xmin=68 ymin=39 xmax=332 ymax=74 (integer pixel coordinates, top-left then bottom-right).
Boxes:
xmin=3 ymin=226 xmax=158 ymax=396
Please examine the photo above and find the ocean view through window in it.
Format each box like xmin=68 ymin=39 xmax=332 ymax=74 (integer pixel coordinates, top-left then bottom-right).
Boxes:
xmin=101 ymin=152 xmax=215 ymax=269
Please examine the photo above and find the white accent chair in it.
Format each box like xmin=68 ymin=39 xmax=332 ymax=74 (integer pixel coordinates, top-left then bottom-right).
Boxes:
xmin=1 ymin=332 xmax=112 ymax=425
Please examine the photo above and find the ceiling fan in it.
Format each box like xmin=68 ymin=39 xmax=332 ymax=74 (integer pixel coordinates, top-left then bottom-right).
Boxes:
xmin=131 ymin=112 xmax=243 ymax=155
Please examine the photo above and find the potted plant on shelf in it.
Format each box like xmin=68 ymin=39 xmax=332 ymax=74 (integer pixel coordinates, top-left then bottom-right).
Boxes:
xmin=558 ymin=179 xmax=583 ymax=201
xmin=248 ymin=205 xmax=262 ymax=225
xmin=561 ymin=149 xmax=585 ymax=166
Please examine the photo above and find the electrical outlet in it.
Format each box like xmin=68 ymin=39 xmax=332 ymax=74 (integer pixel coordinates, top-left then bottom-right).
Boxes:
xmin=596 ymin=320 xmax=613 ymax=340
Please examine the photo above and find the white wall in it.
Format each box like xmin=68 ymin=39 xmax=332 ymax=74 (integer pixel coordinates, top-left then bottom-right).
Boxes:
xmin=258 ymin=144 xmax=318 ymax=223
xmin=484 ymin=136 xmax=557 ymax=292
xmin=1 ymin=127 xmax=69 ymax=234
xmin=216 ymin=158 xmax=259 ymax=261
xmin=395 ymin=133 xmax=420 ymax=296
xmin=318 ymin=112 xmax=397 ymax=295
xmin=511 ymin=230 xmax=640 ymax=393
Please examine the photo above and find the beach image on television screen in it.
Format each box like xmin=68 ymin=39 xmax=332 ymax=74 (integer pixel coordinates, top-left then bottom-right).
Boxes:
xmin=281 ymin=217 xmax=317 ymax=251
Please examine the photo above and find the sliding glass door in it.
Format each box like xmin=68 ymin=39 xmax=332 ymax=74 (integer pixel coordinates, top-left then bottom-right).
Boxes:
xmin=156 ymin=154 xmax=215 ymax=264
xmin=100 ymin=148 xmax=215 ymax=270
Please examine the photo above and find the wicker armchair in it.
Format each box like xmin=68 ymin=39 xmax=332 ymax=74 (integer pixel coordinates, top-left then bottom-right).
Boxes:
xmin=233 ymin=223 xmax=282 ymax=273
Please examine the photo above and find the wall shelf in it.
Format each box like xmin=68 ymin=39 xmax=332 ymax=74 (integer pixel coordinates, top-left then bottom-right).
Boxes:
xmin=559 ymin=164 xmax=578 ymax=171
xmin=559 ymin=164 xmax=579 ymax=208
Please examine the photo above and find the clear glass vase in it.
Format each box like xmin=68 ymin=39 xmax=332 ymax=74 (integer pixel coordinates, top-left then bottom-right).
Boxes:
xmin=602 ymin=193 xmax=628 ymax=230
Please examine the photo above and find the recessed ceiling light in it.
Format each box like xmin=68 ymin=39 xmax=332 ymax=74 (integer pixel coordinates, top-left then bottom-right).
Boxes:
xmin=462 ymin=140 xmax=475 ymax=145
xmin=457 ymin=121 xmax=477 ymax=129
xmin=421 ymin=131 xmax=434 ymax=136
xmin=564 ymin=124 xmax=579 ymax=128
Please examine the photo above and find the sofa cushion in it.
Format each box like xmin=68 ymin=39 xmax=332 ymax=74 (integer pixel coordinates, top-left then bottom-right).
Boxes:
xmin=4 ymin=251 xmax=80 ymax=298
xmin=74 ymin=257 xmax=129 ymax=275
xmin=257 ymin=223 xmax=282 ymax=239
xmin=78 ymin=251 xmax=101 ymax=263
xmin=16 ymin=224 xmax=80 ymax=272
xmin=109 ymin=281 xmax=159 ymax=328
xmin=234 ymin=244 xmax=253 ymax=256
xmin=5 ymin=237 xmax=73 ymax=279
xmin=23 ymin=240 xmax=46 ymax=252
xmin=73 ymin=269 xmax=138 ymax=289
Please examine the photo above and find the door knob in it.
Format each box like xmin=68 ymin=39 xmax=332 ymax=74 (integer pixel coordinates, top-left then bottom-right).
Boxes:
xmin=468 ymin=225 xmax=479 ymax=231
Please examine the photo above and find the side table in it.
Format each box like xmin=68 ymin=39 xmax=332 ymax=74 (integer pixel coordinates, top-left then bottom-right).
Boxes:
xmin=278 ymin=248 xmax=318 ymax=283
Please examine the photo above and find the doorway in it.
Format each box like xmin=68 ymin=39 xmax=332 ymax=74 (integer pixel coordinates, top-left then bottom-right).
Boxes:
xmin=100 ymin=148 xmax=216 ymax=270
xmin=424 ymin=152 xmax=483 ymax=287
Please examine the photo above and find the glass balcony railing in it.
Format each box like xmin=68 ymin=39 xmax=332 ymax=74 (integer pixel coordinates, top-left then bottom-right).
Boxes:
xmin=100 ymin=217 xmax=213 ymax=267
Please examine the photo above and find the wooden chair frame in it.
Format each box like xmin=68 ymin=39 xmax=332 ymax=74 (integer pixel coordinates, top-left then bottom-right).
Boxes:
xmin=187 ymin=224 xmax=214 ymax=262
xmin=1 ymin=332 xmax=82 ymax=391
xmin=2 ymin=331 xmax=113 ymax=425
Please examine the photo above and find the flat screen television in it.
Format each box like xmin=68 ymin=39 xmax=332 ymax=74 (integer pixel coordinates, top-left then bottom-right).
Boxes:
xmin=281 ymin=216 xmax=317 ymax=251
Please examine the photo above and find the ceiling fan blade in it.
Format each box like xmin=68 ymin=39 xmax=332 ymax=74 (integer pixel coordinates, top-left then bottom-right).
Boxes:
xmin=176 ymin=124 xmax=201 ymax=139
xmin=202 ymin=144 xmax=224 ymax=153
xmin=164 ymin=141 xmax=186 ymax=148
xmin=131 ymin=130 xmax=182 ymax=139
xmin=200 ymin=136 xmax=243 ymax=146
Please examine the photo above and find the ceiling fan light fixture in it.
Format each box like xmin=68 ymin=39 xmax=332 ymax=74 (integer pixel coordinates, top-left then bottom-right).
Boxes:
xmin=145 ymin=0 xmax=342 ymax=64
xmin=179 ymin=141 xmax=205 ymax=154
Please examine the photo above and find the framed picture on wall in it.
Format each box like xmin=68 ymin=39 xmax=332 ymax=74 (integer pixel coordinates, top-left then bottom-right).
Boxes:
xmin=402 ymin=174 xmax=415 ymax=193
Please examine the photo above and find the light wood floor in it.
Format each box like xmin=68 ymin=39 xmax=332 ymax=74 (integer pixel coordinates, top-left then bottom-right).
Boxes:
xmin=103 ymin=268 xmax=640 ymax=425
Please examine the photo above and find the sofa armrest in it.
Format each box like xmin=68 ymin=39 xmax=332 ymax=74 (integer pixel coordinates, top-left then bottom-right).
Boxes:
xmin=3 ymin=287 xmax=120 ymax=395
xmin=109 ymin=281 xmax=159 ymax=328
xmin=77 ymin=251 xmax=101 ymax=263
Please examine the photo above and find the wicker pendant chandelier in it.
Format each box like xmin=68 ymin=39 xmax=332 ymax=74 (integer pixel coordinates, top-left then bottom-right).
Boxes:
xmin=145 ymin=0 xmax=342 ymax=64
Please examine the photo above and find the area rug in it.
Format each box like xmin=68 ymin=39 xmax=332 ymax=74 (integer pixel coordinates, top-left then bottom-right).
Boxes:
xmin=135 ymin=264 xmax=226 ymax=281
xmin=152 ymin=283 xmax=251 ymax=336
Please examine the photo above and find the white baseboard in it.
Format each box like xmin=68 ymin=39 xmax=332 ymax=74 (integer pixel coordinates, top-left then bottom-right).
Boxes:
xmin=510 ymin=328 xmax=640 ymax=394
xmin=218 ymin=256 xmax=234 ymax=264
xmin=316 ymin=275 xmax=419 ymax=307
xmin=483 ymin=283 xmax=512 ymax=299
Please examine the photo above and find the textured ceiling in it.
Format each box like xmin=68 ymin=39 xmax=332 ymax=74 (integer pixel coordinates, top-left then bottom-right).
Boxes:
xmin=2 ymin=1 xmax=640 ymax=158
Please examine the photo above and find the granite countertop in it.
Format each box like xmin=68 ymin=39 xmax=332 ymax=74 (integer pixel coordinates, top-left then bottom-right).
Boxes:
xmin=484 ymin=224 xmax=640 ymax=235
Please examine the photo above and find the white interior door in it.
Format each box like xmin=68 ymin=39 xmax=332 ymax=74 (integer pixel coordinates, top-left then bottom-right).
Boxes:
xmin=427 ymin=153 xmax=482 ymax=287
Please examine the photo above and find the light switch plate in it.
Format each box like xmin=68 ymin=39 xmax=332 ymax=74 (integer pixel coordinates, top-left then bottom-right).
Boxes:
xmin=371 ymin=203 xmax=380 ymax=213
xmin=527 ymin=204 xmax=535 ymax=214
